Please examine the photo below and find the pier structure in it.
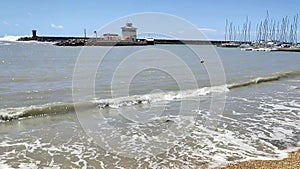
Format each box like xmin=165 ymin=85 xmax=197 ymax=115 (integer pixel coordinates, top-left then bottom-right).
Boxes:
xmin=17 ymin=23 xmax=248 ymax=47
xmin=102 ymin=33 xmax=121 ymax=41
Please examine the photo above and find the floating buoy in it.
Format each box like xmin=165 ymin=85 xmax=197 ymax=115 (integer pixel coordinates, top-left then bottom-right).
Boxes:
xmin=200 ymin=60 xmax=204 ymax=63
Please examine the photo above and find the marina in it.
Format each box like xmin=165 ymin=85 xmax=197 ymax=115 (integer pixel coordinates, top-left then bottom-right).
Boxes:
xmin=221 ymin=12 xmax=300 ymax=52
xmin=17 ymin=12 xmax=300 ymax=52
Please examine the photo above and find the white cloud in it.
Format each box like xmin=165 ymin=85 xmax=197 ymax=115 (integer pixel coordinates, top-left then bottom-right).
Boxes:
xmin=51 ymin=24 xmax=64 ymax=29
xmin=197 ymin=27 xmax=217 ymax=32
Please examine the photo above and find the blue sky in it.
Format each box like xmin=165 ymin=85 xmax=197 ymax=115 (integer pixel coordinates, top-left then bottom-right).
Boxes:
xmin=1 ymin=0 xmax=299 ymax=40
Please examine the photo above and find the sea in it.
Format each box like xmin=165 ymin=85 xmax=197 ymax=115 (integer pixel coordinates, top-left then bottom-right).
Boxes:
xmin=0 ymin=40 xmax=299 ymax=169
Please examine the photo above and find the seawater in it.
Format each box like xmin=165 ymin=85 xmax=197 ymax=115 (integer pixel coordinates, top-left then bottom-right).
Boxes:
xmin=0 ymin=42 xmax=299 ymax=168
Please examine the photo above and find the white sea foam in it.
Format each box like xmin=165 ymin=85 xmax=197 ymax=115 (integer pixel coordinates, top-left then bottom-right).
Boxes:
xmin=0 ymin=74 xmax=299 ymax=168
xmin=0 ymin=107 xmax=27 ymax=121
xmin=18 ymin=163 xmax=38 ymax=169
xmin=0 ymin=35 xmax=54 ymax=44
xmin=0 ymin=162 xmax=13 ymax=169
xmin=94 ymin=85 xmax=229 ymax=109
xmin=0 ymin=35 xmax=27 ymax=42
xmin=0 ymin=104 xmax=298 ymax=169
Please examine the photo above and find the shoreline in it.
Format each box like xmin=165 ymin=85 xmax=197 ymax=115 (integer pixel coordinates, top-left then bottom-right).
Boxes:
xmin=222 ymin=150 xmax=300 ymax=169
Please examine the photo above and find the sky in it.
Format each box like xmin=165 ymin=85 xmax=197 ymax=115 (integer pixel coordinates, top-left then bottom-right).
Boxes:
xmin=1 ymin=0 xmax=300 ymax=40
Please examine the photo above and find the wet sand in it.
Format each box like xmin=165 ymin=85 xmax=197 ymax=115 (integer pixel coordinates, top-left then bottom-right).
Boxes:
xmin=223 ymin=151 xmax=300 ymax=169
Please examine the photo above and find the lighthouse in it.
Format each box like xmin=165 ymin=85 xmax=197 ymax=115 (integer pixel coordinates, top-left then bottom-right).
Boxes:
xmin=121 ymin=23 xmax=137 ymax=42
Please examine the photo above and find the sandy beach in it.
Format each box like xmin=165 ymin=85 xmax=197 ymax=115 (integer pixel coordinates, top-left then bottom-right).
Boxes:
xmin=223 ymin=151 xmax=300 ymax=169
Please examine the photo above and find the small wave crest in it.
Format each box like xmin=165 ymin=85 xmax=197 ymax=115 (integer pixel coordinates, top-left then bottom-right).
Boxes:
xmin=227 ymin=70 xmax=300 ymax=89
xmin=0 ymin=86 xmax=228 ymax=122
xmin=0 ymin=103 xmax=75 ymax=122
xmin=94 ymin=85 xmax=229 ymax=109
xmin=1 ymin=70 xmax=299 ymax=122
xmin=94 ymin=70 xmax=300 ymax=109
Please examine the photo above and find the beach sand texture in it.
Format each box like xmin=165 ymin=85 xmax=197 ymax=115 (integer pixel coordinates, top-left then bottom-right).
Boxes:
xmin=223 ymin=151 xmax=300 ymax=169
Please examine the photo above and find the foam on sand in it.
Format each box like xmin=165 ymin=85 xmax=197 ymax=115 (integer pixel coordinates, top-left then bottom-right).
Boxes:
xmin=223 ymin=150 xmax=300 ymax=169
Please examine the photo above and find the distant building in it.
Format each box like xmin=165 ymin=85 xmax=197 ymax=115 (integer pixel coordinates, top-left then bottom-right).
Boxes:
xmin=121 ymin=23 xmax=137 ymax=42
xmin=103 ymin=33 xmax=121 ymax=41
xmin=32 ymin=30 xmax=37 ymax=38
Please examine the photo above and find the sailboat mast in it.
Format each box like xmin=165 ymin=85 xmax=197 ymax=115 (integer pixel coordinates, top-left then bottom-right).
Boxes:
xmin=225 ymin=19 xmax=228 ymax=41
xmin=248 ymin=21 xmax=251 ymax=42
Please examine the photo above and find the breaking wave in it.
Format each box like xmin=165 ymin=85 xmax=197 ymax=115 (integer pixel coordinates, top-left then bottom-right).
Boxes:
xmin=227 ymin=70 xmax=300 ymax=89
xmin=0 ymin=35 xmax=54 ymax=44
xmin=94 ymin=85 xmax=228 ymax=109
xmin=0 ymin=103 xmax=75 ymax=122
xmin=0 ymin=35 xmax=26 ymax=42
xmin=1 ymin=70 xmax=299 ymax=122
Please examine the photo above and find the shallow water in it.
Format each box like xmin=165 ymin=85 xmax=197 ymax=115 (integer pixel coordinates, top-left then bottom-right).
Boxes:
xmin=0 ymin=42 xmax=299 ymax=168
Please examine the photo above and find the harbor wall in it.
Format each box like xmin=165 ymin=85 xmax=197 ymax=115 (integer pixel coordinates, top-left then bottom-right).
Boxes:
xmin=17 ymin=36 xmax=230 ymax=46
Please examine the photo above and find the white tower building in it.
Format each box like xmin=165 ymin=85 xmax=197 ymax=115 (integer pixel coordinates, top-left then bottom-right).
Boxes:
xmin=121 ymin=23 xmax=137 ymax=42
